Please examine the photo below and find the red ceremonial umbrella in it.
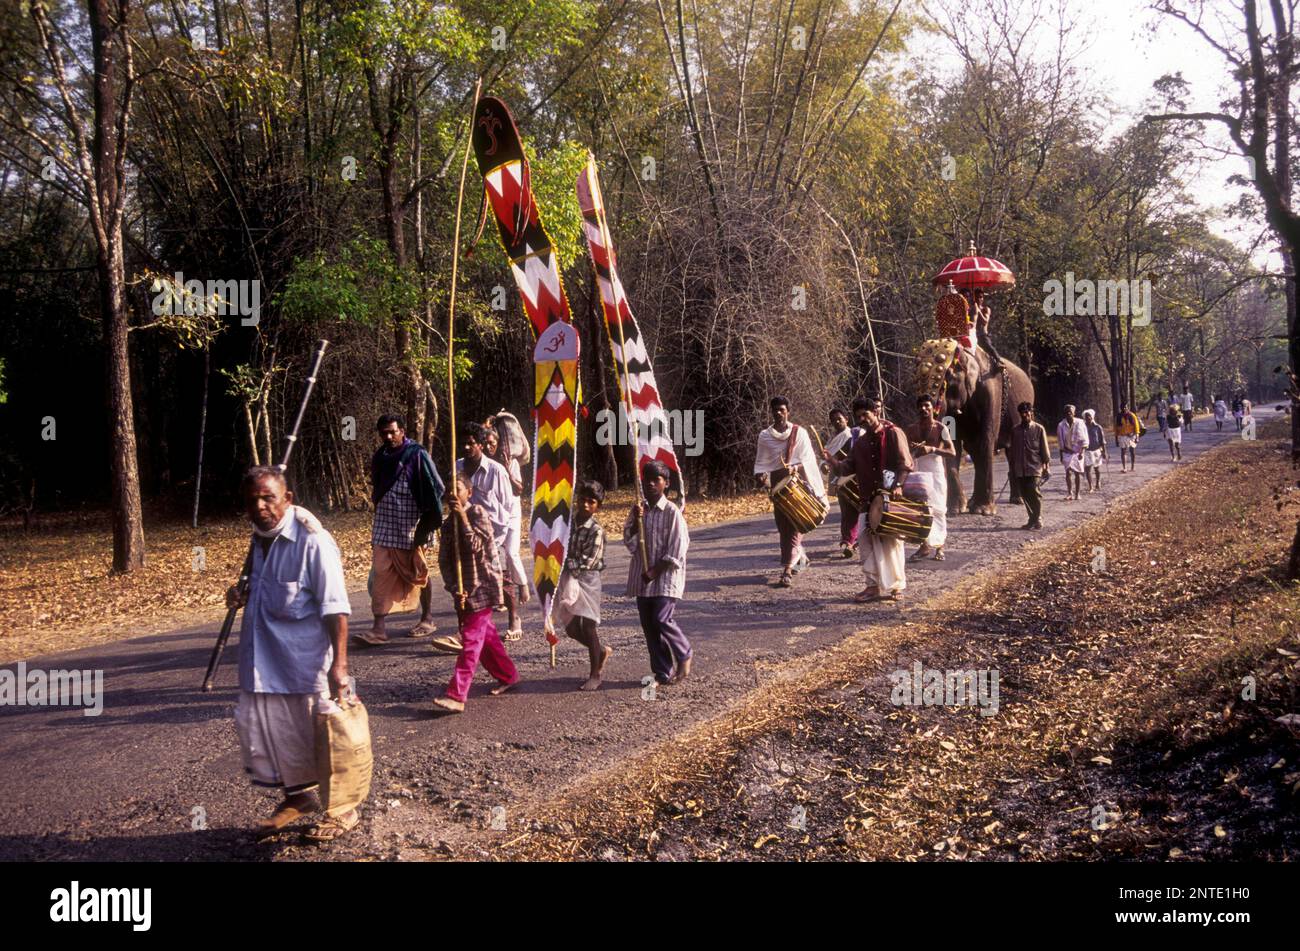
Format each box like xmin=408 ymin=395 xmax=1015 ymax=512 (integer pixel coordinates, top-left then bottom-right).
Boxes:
xmin=932 ymin=241 xmax=1016 ymax=293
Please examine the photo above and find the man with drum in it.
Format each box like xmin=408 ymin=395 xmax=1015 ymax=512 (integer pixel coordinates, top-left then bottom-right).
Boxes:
xmin=905 ymin=395 xmax=955 ymax=562
xmin=837 ymin=397 xmax=914 ymax=603
xmin=822 ymin=407 xmax=864 ymax=559
xmin=755 ymin=396 xmax=827 ymax=588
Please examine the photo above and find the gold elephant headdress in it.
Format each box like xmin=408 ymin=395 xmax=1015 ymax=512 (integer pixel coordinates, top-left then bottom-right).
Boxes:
xmin=914 ymin=338 xmax=962 ymax=406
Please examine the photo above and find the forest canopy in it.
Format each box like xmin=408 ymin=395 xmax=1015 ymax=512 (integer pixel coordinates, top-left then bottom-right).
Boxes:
xmin=0 ymin=0 xmax=1285 ymax=567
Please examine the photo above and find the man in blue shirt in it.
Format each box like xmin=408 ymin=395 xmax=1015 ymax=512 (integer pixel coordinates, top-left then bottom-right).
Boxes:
xmin=226 ymin=467 xmax=356 ymax=839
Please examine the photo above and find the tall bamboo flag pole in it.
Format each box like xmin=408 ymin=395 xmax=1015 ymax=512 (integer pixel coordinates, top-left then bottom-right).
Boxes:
xmin=584 ymin=155 xmax=650 ymax=571
xmin=446 ymin=78 xmax=483 ymax=623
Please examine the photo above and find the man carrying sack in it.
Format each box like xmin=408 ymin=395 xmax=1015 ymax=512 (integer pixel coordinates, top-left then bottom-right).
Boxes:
xmin=227 ymin=467 xmax=371 ymax=843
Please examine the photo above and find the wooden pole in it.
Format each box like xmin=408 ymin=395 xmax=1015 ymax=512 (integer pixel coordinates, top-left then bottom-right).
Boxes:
xmin=446 ymin=78 xmax=482 ymax=623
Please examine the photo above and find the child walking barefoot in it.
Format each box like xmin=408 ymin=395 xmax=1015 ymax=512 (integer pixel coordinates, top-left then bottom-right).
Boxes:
xmin=432 ymin=473 xmax=519 ymax=714
xmin=551 ymin=480 xmax=611 ymax=690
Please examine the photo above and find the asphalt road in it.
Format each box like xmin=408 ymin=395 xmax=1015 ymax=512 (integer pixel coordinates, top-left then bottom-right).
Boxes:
xmin=0 ymin=407 xmax=1270 ymax=860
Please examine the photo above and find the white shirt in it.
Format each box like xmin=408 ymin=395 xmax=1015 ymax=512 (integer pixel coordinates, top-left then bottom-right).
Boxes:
xmin=823 ymin=426 xmax=860 ymax=490
xmin=1056 ymin=418 xmax=1088 ymax=455
xmin=456 ymin=456 xmax=512 ymax=546
xmin=754 ymin=424 xmax=827 ymax=500
xmin=1181 ymin=392 xmax=1194 ymax=411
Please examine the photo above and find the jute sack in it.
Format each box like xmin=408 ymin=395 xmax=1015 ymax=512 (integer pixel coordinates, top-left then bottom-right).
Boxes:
xmin=315 ymin=693 xmax=373 ymax=818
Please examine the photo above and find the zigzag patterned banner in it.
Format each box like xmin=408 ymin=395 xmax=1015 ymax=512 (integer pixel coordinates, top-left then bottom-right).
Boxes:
xmin=576 ymin=154 xmax=685 ymax=503
xmin=472 ymin=96 xmax=579 ymax=617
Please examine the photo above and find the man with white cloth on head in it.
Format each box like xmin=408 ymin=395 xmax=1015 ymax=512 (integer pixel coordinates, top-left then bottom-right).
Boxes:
xmin=1056 ymin=405 xmax=1088 ymax=502
xmin=1081 ymin=409 xmax=1107 ymax=493
xmin=754 ymin=395 xmax=827 ymax=588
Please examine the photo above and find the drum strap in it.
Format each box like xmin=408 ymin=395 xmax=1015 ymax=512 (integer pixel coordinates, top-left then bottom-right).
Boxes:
xmin=783 ymin=425 xmax=800 ymax=467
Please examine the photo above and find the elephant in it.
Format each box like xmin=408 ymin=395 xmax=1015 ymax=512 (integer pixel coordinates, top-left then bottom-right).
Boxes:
xmin=914 ymin=338 xmax=1035 ymax=516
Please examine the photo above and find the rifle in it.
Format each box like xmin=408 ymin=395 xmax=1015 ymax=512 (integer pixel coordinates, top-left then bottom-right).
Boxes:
xmin=201 ymin=339 xmax=330 ymax=691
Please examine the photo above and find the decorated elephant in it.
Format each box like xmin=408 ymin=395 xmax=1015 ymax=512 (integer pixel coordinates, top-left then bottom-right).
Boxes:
xmin=914 ymin=338 xmax=1035 ymax=516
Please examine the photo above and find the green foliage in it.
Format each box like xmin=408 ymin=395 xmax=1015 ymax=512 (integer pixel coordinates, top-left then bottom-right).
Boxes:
xmin=525 ymin=138 xmax=590 ymax=273
xmin=277 ymin=237 xmax=420 ymax=329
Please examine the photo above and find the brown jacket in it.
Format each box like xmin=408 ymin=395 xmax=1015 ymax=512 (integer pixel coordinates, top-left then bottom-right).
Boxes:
xmin=1010 ymin=420 xmax=1050 ymax=479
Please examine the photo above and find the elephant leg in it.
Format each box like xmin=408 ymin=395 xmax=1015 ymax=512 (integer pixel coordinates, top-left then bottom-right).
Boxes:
xmin=966 ymin=435 xmax=998 ymax=515
xmin=946 ymin=454 xmax=965 ymax=516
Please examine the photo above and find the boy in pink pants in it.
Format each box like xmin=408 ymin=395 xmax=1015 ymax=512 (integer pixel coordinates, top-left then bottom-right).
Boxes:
xmin=432 ymin=472 xmax=518 ymax=714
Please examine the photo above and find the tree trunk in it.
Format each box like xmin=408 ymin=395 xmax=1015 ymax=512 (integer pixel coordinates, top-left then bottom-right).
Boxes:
xmin=103 ymin=248 xmax=145 ymax=571
xmin=377 ymin=129 xmax=425 ymax=438
xmin=88 ymin=0 xmax=145 ymax=572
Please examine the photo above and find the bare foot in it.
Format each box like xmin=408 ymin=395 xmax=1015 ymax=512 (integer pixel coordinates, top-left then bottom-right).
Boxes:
xmin=489 ymin=679 xmax=517 ymax=696
xmin=578 ymin=674 xmax=602 ymax=691
xmin=671 ymin=656 xmax=692 ymax=683
xmin=432 ymin=696 xmax=464 ymax=714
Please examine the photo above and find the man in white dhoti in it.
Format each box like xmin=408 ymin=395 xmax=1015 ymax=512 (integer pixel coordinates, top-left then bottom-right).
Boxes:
xmin=905 ymin=395 xmax=954 ymax=561
xmin=754 ymin=396 xmax=828 ymax=587
xmin=836 ymin=398 xmax=914 ymax=603
xmin=1081 ymin=409 xmax=1107 ymax=492
xmin=225 ymin=467 xmax=359 ymax=841
xmin=1056 ymin=405 xmax=1088 ymax=501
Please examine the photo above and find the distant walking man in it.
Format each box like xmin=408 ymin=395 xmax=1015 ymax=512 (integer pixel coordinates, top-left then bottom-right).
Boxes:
xmin=226 ymin=467 xmax=362 ymax=842
xmin=1010 ymin=402 xmax=1050 ymax=530
xmin=1181 ymin=384 xmax=1195 ymax=431
xmin=1081 ymin=409 xmax=1107 ymax=493
xmin=1166 ymin=402 xmax=1183 ymax=461
xmin=1056 ymin=404 xmax=1088 ymax=501
xmin=355 ymin=414 xmax=444 ymax=646
xmin=1115 ymin=403 xmax=1141 ymax=472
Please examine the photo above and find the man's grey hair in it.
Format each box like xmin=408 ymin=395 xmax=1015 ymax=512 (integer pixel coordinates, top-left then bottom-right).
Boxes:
xmin=241 ymin=465 xmax=287 ymax=492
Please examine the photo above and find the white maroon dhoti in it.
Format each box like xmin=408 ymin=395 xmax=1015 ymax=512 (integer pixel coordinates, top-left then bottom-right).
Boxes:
xmin=858 ymin=513 xmax=906 ymax=593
